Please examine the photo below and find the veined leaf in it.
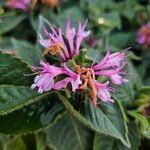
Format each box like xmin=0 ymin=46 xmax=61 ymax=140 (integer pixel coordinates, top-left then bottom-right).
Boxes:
xmin=93 ymin=122 xmax=140 ymax=150
xmin=0 ymin=85 xmax=53 ymax=115
xmin=58 ymin=93 xmax=130 ymax=147
xmin=0 ymin=12 xmax=26 ymax=35
xmin=0 ymin=52 xmax=33 ymax=86
xmin=0 ymin=92 xmax=64 ymax=134
xmin=46 ymin=112 xmax=92 ymax=150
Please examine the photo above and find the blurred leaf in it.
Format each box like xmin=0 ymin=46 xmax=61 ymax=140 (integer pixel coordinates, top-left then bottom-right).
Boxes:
xmin=12 ymin=39 xmax=42 ymax=65
xmin=0 ymin=37 xmax=14 ymax=51
xmin=0 ymin=0 xmax=5 ymax=7
xmin=0 ymin=52 xmax=33 ymax=86
xmin=56 ymin=6 xmax=85 ymax=30
xmin=128 ymin=111 xmax=150 ymax=139
xmin=106 ymin=32 xmax=135 ymax=51
xmin=137 ymin=86 xmax=150 ymax=96
xmin=0 ymin=134 xmax=10 ymax=150
xmin=0 ymin=93 xmax=64 ymax=134
xmin=6 ymin=136 xmax=27 ymax=150
xmin=46 ymin=112 xmax=92 ymax=150
xmin=114 ymin=61 xmax=142 ymax=106
xmin=97 ymin=11 xmax=121 ymax=29
xmin=35 ymin=132 xmax=47 ymax=150
xmin=58 ymin=93 xmax=130 ymax=147
xmin=0 ymin=12 xmax=26 ymax=35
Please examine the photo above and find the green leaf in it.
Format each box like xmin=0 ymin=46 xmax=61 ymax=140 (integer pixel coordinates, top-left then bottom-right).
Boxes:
xmin=0 ymin=12 xmax=26 ymax=35
xmin=0 ymin=93 xmax=64 ymax=134
xmin=35 ymin=132 xmax=47 ymax=150
xmin=12 ymin=39 xmax=42 ymax=65
xmin=0 ymin=37 xmax=14 ymax=51
xmin=46 ymin=112 xmax=92 ymax=150
xmin=0 ymin=85 xmax=53 ymax=115
xmin=137 ymin=86 xmax=150 ymax=96
xmin=97 ymin=11 xmax=121 ymax=28
xmin=6 ymin=136 xmax=27 ymax=150
xmin=56 ymin=7 xmax=85 ymax=30
xmin=106 ymin=32 xmax=135 ymax=51
xmin=114 ymin=61 xmax=142 ymax=106
xmin=0 ymin=52 xmax=33 ymax=86
xmin=0 ymin=134 xmax=11 ymax=150
xmin=58 ymin=93 xmax=130 ymax=147
xmin=128 ymin=111 xmax=149 ymax=132
xmin=93 ymin=122 xmax=140 ymax=150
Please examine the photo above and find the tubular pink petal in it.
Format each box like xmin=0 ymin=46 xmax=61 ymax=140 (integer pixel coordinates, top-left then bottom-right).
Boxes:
xmin=70 ymin=74 xmax=82 ymax=92
xmin=53 ymin=77 xmax=71 ymax=90
xmin=111 ymin=74 xmax=129 ymax=85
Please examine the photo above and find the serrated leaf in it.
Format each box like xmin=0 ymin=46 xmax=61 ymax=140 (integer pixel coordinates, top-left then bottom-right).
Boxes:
xmin=0 ymin=52 xmax=33 ymax=86
xmin=0 ymin=93 xmax=64 ymax=134
xmin=93 ymin=122 xmax=140 ymax=150
xmin=12 ymin=39 xmax=42 ymax=65
xmin=58 ymin=93 xmax=130 ymax=147
xmin=0 ymin=85 xmax=53 ymax=115
xmin=0 ymin=12 xmax=26 ymax=35
xmin=46 ymin=112 xmax=92 ymax=150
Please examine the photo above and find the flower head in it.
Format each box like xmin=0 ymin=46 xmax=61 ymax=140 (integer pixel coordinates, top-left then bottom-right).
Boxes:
xmin=137 ymin=22 xmax=150 ymax=47
xmin=6 ymin=0 xmax=31 ymax=10
xmin=39 ymin=20 xmax=90 ymax=62
xmin=31 ymin=50 xmax=128 ymax=106
xmin=31 ymin=18 xmax=128 ymax=106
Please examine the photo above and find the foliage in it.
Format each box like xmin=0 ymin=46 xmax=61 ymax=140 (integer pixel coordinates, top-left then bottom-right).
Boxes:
xmin=0 ymin=0 xmax=150 ymax=149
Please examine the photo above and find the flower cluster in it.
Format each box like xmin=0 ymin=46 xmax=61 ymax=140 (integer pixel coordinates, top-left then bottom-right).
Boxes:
xmin=31 ymin=20 xmax=128 ymax=106
xmin=137 ymin=22 xmax=150 ymax=47
xmin=39 ymin=20 xmax=90 ymax=62
xmin=6 ymin=0 xmax=31 ymax=10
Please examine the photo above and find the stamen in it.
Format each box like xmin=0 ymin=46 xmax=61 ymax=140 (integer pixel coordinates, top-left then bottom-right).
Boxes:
xmin=43 ymin=43 xmax=65 ymax=56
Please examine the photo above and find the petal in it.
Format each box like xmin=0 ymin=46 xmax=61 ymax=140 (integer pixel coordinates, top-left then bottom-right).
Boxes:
xmin=111 ymin=74 xmax=128 ymax=85
xmin=53 ymin=77 xmax=71 ymax=90
xmin=71 ymin=75 xmax=82 ymax=92
xmin=39 ymin=39 xmax=51 ymax=48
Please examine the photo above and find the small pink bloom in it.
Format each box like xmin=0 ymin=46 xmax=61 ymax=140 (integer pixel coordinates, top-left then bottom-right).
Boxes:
xmin=94 ymin=81 xmax=114 ymax=103
xmin=136 ymin=22 xmax=150 ymax=47
xmin=6 ymin=0 xmax=31 ymax=10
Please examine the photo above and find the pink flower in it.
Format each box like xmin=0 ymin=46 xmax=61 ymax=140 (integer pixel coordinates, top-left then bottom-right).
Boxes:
xmin=53 ymin=64 xmax=82 ymax=92
xmin=6 ymin=0 xmax=31 ymax=10
xmin=31 ymin=60 xmax=63 ymax=93
xmin=39 ymin=20 xmax=90 ymax=62
xmin=136 ymin=22 xmax=150 ymax=47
